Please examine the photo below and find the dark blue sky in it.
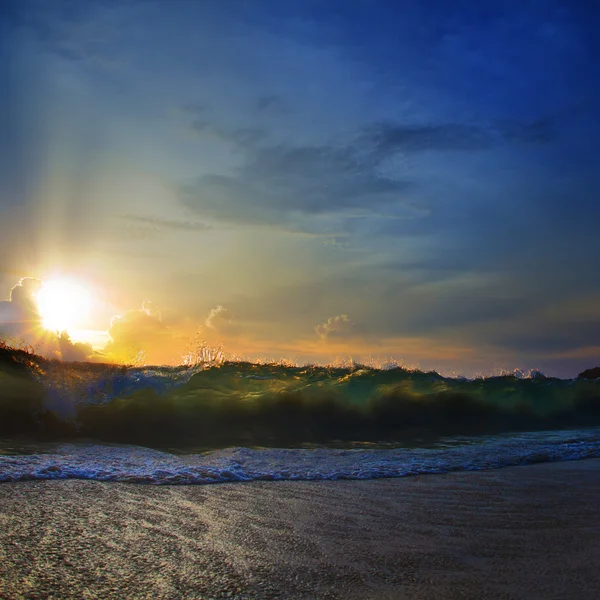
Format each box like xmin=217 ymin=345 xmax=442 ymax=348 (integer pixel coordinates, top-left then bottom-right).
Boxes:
xmin=1 ymin=0 xmax=600 ymax=375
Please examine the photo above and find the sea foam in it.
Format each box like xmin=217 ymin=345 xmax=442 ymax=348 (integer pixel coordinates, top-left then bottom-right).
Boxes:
xmin=1 ymin=428 xmax=599 ymax=484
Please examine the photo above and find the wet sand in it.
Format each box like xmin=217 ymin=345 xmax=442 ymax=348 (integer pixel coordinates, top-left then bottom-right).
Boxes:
xmin=1 ymin=460 xmax=600 ymax=599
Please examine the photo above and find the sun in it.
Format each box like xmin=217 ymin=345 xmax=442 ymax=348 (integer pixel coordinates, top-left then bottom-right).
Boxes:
xmin=36 ymin=280 xmax=92 ymax=333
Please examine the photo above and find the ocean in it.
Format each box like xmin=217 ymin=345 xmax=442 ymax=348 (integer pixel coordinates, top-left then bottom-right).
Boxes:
xmin=2 ymin=345 xmax=600 ymax=484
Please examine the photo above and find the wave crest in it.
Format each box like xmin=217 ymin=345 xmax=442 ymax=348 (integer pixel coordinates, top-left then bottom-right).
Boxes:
xmin=2 ymin=347 xmax=600 ymax=448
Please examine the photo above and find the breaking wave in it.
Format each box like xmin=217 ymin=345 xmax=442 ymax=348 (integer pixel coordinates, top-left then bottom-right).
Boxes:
xmin=2 ymin=344 xmax=600 ymax=450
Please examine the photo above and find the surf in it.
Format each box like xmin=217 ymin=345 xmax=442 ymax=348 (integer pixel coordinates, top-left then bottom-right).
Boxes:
xmin=2 ymin=344 xmax=600 ymax=450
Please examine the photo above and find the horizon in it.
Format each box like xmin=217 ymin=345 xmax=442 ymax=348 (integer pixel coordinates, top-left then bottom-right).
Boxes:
xmin=0 ymin=322 xmax=594 ymax=382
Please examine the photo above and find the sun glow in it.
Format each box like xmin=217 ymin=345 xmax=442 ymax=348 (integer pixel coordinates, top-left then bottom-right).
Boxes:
xmin=36 ymin=280 xmax=92 ymax=333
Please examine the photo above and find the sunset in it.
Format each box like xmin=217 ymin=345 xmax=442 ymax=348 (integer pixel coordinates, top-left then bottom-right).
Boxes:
xmin=1 ymin=1 xmax=600 ymax=598
xmin=2 ymin=1 xmax=600 ymax=377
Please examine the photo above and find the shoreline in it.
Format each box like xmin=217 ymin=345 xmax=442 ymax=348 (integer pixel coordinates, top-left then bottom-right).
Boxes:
xmin=1 ymin=459 xmax=600 ymax=599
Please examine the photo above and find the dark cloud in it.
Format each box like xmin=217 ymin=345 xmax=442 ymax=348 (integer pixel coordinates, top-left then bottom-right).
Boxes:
xmin=488 ymin=324 xmax=600 ymax=357
xmin=362 ymin=122 xmax=496 ymax=156
xmin=498 ymin=117 xmax=557 ymax=145
xmin=57 ymin=332 xmax=94 ymax=362
xmin=180 ymin=103 xmax=460 ymax=230
xmin=363 ymin=116 xmax=563 ymax=158
xmin=182 ymin=140 xmax=413 ymax=227
xmin=181 ymin=109 xmax=560 ymax=234
xmin=256 ymin=94 xmax=286 ymax=114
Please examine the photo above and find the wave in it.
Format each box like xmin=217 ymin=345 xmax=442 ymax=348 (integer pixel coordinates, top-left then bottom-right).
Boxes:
xmin=2 ymin=345 xmax=600 ymax=449
xmin=1 ymin=429 xmax=600 ymax=484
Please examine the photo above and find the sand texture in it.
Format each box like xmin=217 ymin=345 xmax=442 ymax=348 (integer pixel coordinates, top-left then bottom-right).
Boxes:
xmin=1 ymin=459 xmax=600 ymax=599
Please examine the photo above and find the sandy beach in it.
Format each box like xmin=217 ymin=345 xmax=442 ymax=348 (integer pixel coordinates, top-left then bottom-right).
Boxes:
xmin=1 ymin=459 xmax=600 ymax=599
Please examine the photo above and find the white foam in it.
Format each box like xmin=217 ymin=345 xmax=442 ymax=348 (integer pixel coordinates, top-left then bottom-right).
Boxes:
xmin=2 ymin=428 xmax=600 ymax=485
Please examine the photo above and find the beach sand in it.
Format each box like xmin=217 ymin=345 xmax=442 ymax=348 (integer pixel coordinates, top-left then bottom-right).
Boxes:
xmin=1 ymin=460 xmax=600 ymax=599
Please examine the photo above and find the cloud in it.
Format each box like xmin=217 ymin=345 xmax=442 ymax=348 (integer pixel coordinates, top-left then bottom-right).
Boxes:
xmin=0 ymin=278 xmax=97 ymax=361
xmin=360 ymin=116 xmax=559 ymax=160
xmin=497 ymin=117 xmax=557 ymax=145
xmin=255 ymin=94 xmax=286 ymax=114
xmin=181 ymin=110 xmax=551 ymax=234
xmin=105 ymin=301 xmax=173 ymax=363
xmin=362 ymin=122 xmax=496 ymax=156
xmin=118 ymin=214 xmax=212 ymax=235
xmin=315 ymin=314 xmax=354 ymax=340
xmin=57 ymin=332 xmax=94 ymax=362
xmin=0 ymin=278 xmax=43 ymax=341
xmin=181 ymin=139 xmax=413 ymax=229
xmin=9 ymin=277 xmax=42 ymax=305
xmin=189 ymin=120 xmax=264 ymax=148
xmin=102 ymin=301 xmax=240 ymax=365
xmin=205 ymin=305 xmax=240 ymax=336
xmin=180 ymin=104 xmax=448 ymax=235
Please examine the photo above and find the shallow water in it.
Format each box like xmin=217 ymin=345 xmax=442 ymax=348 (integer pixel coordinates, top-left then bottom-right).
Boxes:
xmin=2 ymin=428 xmax=600 ymax=484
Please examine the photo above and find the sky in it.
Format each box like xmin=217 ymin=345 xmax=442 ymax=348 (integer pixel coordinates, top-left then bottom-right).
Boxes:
xmin=1 ymin=0 xmax=600 ymax=377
